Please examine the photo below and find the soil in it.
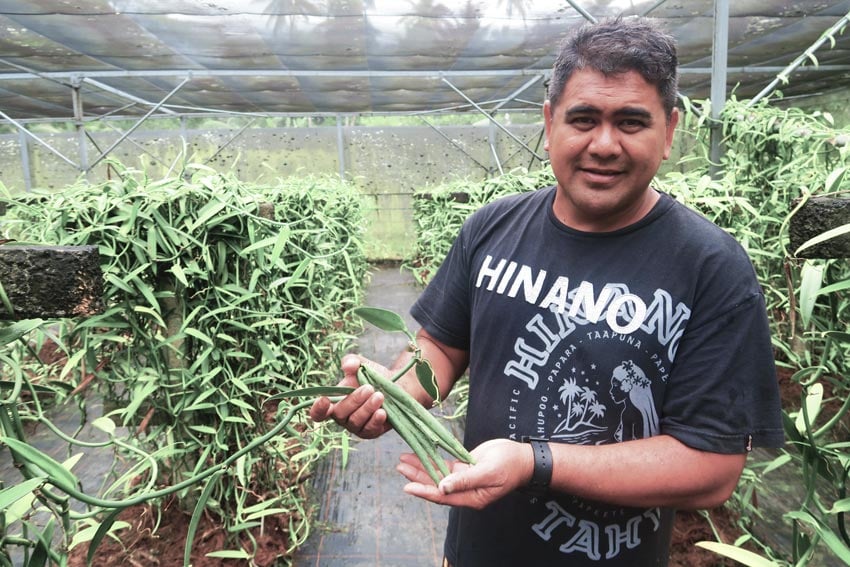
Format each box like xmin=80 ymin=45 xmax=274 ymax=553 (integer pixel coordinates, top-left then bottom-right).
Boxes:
xmin=66 ymin=367 xmax=813 ymax=566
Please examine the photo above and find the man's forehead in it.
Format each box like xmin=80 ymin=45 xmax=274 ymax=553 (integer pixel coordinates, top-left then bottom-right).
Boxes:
xmin=557 ymin=68 xmax=664 ymax=110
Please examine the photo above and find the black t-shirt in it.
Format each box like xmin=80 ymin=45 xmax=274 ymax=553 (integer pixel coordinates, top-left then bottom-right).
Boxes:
xmin=411 ymin=187 xmax=784 ymax=566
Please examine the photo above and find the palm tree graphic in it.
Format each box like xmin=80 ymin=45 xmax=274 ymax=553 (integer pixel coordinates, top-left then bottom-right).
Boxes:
xmin=553 ymin=377 xmax=606 ymax=435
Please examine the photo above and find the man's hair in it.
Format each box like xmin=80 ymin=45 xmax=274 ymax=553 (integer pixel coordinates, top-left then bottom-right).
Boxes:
xmin=548 ymin=16 xmax=679 ymax=117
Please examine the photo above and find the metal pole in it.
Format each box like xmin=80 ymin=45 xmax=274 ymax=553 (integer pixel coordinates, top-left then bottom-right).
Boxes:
xmin=640 ymin=0 xmax=670 ymax=17
xmin=709 ymin=0 xmax=729 ymax=178
xmin=83 ymin=77 xmax=180 ymax=115
xmin=0 ymin=109 xmax=79 ymax=169
xmin=417 ymin=116 xmax=490 ymax=172
xmin=203 ymin=117 xmax=257 ymax=166
xmin=336 ymin=113 xmax=346 ymax=180
xmin=87 ymin=76 xmax=191 ymax=171
xmin=565 ymin=0 xmax=597 ymax=23
xmin=71 ymin=77 xmax=89 ymax=176
xmin=18 ymin=129 xmax=31 ymax=192
xmin=489 ymin=121 xmax=504 ymax=175
xmin=749 ymin=9 xmax=850 ymax=106
xmin=441 ymin=75 xmax=545 ymax=162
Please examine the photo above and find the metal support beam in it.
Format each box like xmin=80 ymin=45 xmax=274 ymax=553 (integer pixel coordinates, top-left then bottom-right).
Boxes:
xmin=71 ymin=78 xmax=89 ymax=174
xmin=565 ymin=0 xmax=597 ymax=23
xmin=17 ymin=129 xmax=31 ymax=192
xmin=336 ymin=114 xmax=345 ymax=180
xmin=202 ymin=116 xmax=257 ymax=166
xmin=417 ymin=116 xmax=489 ymax=172
xmin=488 ymin=122 xmax=504 ymax=175
xmin=0 ymin=109 xmax=78 ymax=169
xmin=82 ymin=77 xmax=180 ymax=116
xmin=749 ymin=9 xmax=850 ymax=106
xmin=709 ymin=0 xmax=729 ymax=178
xmin=440 ymin=75 xmax=545 ymax=163
xmin=491 ymin=75 xmax=544 ymax=114
xmin=640 ymin=0 xmax=671 ymax=16
xmin=87 ymin=76 xmax=191 ymax=171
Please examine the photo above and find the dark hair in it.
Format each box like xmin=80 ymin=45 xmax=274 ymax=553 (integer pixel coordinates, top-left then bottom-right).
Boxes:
xmin=548 ymin=16 xmax=679 ymax=117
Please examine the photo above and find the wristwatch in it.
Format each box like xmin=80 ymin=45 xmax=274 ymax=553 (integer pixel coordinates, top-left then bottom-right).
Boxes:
xmin=521 ymin=436 xmax=552 ymax=496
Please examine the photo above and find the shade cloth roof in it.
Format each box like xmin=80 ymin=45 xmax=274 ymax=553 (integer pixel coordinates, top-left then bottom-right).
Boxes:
xmin=2 ymin=0 xmax=850 ymax=121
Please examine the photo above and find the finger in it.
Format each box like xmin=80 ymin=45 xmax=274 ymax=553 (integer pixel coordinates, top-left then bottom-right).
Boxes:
xmin=396 ymin=454 xmax=437 ymax=485
xmin=329 ymin=384 xmax=375 ymax=420
xmin=402 ymin=481 xmax=451 ymax=505
xmin=356 ymin=406 xmax=390 ymax=439
xmin=329 ymin=386 xmax=391 ymax=439
xmin=340 ymin=353 xmax=362 ymax=377
xmin=436 ymin=465 xmax=478 ymax=495
xmin=308 ymin=395 xmax=333 ymax=422
xmin=333 ymin=385 xmax=379 ymax=420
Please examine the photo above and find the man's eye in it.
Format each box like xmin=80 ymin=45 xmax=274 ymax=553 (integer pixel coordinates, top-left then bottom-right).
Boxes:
xmin=620 ymin=120 xmax=646 ymax=131
xmin=570 ymin=117 xmax=595 ymax=128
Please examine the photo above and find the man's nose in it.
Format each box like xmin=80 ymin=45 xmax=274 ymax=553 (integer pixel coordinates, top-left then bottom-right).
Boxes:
xmin=588 ymin=125 xmax=621 ymax=158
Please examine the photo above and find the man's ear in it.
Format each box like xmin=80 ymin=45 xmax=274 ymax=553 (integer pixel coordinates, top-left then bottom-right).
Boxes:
xmin=543 ymin=100 xmax=553 ymax=152
xmin=663 ymin=107 xmax=680 ymax=160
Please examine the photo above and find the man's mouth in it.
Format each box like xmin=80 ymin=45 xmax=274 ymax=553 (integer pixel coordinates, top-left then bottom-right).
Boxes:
xmin=581 ymin=167 xmax=623 ymax=182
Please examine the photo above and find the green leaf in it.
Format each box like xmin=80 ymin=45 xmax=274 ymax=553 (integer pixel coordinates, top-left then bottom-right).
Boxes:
xmin=240 ymin=235 xmax=278 ymax=256
xmin=274 ymin=386 xmax=356 ymax=399
xmin=190 ymin=200 xmax=227 ymax=231
xmin=1 ymin=437 xmax=79 ymax=493
xmin=205 ymin=550 xmax=253 ymax=559
xmin=92 ymin=417 xmax=117 ymax=436
xmin=0 ymin=381 xmax=55 ymax=393
xmin=795 ymin=223 xmax=850 ymax=257
xmin=817 ymin=279 xmax=850 ymax=297
xmin=0 ymin=476 xmax=45 ymax=511
xmin=799 ymin=261 xmax=824 ymax=328
xmin=170 ymin=263 xmax=189 ymax=287
xmin=786 ymin=510 xmax=850 ymax=562
xmin=83 ymin=511 xmax=129 ymax=565
xmin=354 ymin=306 xmax=408 ymax=334
xmin=824 ymin=166 xmax=846 ymax=193
xmin=185 ymin=470 xmax=225 ymax=566
xmin=184 ymin=326 xmax=214 ymax=346
xmin=695 ymin=541 xmax=778 ymax=566
xmin=71 ymin=519 xmax=131 ymax=551
xmin=825 ymin=331 xmax=850 ymax=344
xmin=415 ymin=360 xmax=439 ymax=400
xmin=795 ymin=382 xmax=823 ymax=435
xmin=0 ymin=319 xmax=43 ymax=346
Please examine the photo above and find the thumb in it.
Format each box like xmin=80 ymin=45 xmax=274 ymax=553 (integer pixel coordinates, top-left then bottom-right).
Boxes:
xmin=438 ymin=470 xmax=471 ymax=495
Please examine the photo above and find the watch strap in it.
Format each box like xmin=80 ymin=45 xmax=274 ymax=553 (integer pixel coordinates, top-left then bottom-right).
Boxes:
xmin=521 ymin=436 xmax=552 ymax=495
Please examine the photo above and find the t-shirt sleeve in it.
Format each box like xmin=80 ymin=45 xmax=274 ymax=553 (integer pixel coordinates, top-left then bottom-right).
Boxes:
xmin=410 ymin=221 xmax=474 ymax=351
xmin=660 ymin=291 xmax=785 ymax=453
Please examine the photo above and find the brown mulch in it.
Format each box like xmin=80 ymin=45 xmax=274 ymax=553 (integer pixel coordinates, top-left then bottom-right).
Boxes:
xmin=66 ymin=497 xmax=298 ymax=567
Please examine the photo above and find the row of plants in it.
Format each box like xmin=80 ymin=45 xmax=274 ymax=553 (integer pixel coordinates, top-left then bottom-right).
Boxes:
xmin=0 ymin=162 xmax=370 ymax=566
xmin=403 ymin=96 xmax=850 ymax=565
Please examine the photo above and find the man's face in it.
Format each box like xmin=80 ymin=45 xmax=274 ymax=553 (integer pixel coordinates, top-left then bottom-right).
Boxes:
xmin=543 ymin=68 xmax=678 ymax=232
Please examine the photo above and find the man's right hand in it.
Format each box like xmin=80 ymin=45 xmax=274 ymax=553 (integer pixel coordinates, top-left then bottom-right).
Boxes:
xmin=308 ymin=354 xmax=393 ymax=439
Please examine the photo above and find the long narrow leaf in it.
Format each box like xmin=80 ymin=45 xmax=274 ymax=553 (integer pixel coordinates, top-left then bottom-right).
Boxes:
xmin=0 ymin=319 xmax=43 ymax=346
xmin=184 ymin=470 xmax=225 ymax=567
xmin=799 ymin=260 xmax=824 ymax=328
xmin=0 ymin=476 xmax=45 ymax=511
xmin=695 ymin=541 xmax=778 ymax=566
xmin=275 ymin=386 xmax=356 ymax=398
xmin=795 ymin=223 xmax=850 ymax=256
xmin=85 ymin=507 xmax=127 ymax=567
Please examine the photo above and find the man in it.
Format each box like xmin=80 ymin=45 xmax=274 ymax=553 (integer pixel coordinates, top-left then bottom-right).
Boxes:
xmin=311 ymin=16 xmax=784 ymax=566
